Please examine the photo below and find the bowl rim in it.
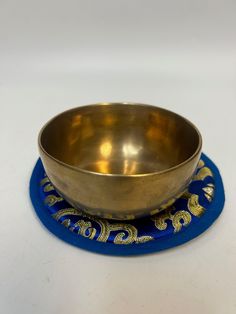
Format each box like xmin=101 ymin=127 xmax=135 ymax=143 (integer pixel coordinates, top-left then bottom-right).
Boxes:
xmin=38 ymin=102 xmax=202 ymax=177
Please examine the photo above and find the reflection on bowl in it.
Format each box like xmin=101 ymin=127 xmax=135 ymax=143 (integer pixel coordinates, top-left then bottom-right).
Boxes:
xmin=39 ymin=103 xmax=202 ymax=220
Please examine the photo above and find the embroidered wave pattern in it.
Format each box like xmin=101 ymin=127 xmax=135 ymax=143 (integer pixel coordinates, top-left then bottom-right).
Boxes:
xmin=39 ymin=159 xmax=215 ymax=245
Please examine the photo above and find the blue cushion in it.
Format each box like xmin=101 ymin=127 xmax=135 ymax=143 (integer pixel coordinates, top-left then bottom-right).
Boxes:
xmin=30 ymin=153 xmax=225 ymax=256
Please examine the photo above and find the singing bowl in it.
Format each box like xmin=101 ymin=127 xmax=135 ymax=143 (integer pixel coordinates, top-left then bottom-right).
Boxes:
xmin=39 ymin=103 xmax=202 ymax=220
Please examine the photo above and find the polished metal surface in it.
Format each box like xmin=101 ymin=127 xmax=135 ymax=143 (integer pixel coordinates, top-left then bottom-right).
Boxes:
xmin=39 ymin=103 xmax=202 ymax=220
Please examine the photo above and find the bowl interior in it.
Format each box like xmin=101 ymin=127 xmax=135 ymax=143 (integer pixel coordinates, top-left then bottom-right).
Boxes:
xmin=40 ymin=104 xmax=200 ymax=175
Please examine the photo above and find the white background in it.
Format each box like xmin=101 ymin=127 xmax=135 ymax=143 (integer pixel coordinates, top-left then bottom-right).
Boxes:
xmin=0 ymin=1 xmax=236 ymax=313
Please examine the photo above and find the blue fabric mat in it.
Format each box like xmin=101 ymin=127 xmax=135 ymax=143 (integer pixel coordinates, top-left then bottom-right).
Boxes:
xmin=30 ymin=153 xmax=225 ymax=256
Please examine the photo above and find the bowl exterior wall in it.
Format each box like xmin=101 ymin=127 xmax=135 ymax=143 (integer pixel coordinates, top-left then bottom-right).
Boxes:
xmin=40 ymin=148 xmax=201 ymax=220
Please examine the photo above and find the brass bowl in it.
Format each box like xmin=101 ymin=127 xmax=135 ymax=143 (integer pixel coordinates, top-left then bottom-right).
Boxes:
xmin=39 ymin=103 xmax=202 ymax=220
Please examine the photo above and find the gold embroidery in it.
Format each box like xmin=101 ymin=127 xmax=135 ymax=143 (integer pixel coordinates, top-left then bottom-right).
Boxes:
xmin=197 ymin=159 xmax=205 ymax=169
xmin=96 ymin=220 xmax=148 ymax=245
xmin=61 ymin=219 xmax=71 ymax=228
xmin=73 ymin=220 xmax=97 ymax=239
xmin=52 ymin=207 xmax=153 ymax=244
xmin=152 ymin=208 xmax=173 ymax=231
xmin=44 ymin=195 xmax=63 ymax=207
xmin=172 ymin=210 xmax=192 ymax=232
xmin=111 ymin=224 xmax=138 ymax=245
xmin=135 ymin=236 xmax=154 ymax=243
xmin=152 ymin=207 xmax=192 ymax=233
xmin=194 ymin=166 xmax=213 ymax=181
xmin=100 ymin=222 xmax=153 ymax=244
xmin=52 ymin=208 xmax=83 ymax=220
xmin=43 ymin=183 xmax=55 ymax=192
xmin=40 ymin=177 xmax=50 ymax=186
xmin=187 ymin=194 xmax=205 ymax=217
xmin=203 ymin=183 xmax=214 ymax=202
